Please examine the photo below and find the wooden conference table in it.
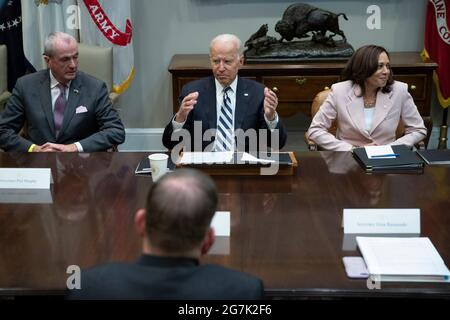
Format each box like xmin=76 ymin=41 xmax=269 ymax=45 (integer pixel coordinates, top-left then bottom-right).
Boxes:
xmin=0 ymin=151 xmax=449 ymax=299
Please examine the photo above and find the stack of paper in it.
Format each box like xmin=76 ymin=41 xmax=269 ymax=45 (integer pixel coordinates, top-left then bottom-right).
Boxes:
xmin=179 ymin=152 xmax=233 ymax=165
xmin=356 ymin=237 xmax=450 ymax=282
xmin=365 ymin=145 xmax=397 ymax=159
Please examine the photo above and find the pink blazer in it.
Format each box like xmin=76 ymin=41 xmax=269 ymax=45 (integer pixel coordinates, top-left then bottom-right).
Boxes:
xmin=306 ymin=80 xmax=427 ymax=151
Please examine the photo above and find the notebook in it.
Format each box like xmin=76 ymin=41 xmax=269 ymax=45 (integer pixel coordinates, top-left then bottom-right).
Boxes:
xmin=356 ymin=237 xmax=450 ymax=282
xmin=352 ymin=145 xmax=424 ymax=173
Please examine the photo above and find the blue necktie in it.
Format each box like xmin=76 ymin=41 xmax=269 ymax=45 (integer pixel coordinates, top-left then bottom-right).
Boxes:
xmin=215 ymin=87 xmax=234 ymax=151
xmin=54 ymin=83 xmax=67 ymax=136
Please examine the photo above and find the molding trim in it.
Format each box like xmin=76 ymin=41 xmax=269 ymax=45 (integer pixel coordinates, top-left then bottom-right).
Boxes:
xmin=118 ymin=128 xmax=167 ymax=152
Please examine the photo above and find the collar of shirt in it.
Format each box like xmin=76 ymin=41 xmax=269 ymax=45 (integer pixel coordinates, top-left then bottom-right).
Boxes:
xmin=214 ymin=76 xmax=238 ymax=97
xmin=49 ymin=70 xmax=71 ymax=97
xmin=49 ymin=70 xmax=71 ymax=111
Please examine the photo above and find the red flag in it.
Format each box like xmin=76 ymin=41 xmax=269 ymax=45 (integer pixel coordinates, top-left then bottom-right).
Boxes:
xmin=422 ymin=0 xmax=450 ymax=108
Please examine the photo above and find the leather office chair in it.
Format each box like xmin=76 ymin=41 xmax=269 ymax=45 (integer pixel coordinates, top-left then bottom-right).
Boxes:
xmin=77 ymin=43 xmax=120 ymax=107
xmin=305 ymin=89 xmax=431 ymax=151
xmin=0 ymin=45 xmax=11 ymax=111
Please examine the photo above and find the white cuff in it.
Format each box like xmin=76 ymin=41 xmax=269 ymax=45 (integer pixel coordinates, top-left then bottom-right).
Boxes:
xmin=264 ymin=112 xmax=279 ymax=131
xmin=75 ymin=142 xmax=83 ymax=152
xmin=171 ymin=115 xmax=185 ymax=132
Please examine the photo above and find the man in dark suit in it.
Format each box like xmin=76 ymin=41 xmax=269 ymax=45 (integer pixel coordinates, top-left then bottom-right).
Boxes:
xmin=67 ymin=169 xmax=264 ymax=300
xmin=0 ymin=32 xmax=125 ymax=152
xmin=162 ymin=34 xmax=287 ymax=152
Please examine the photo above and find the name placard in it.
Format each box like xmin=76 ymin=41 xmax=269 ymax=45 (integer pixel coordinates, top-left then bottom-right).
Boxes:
xmin=343 ymin=209 xmax=420 ymax=234
xmin=209 ymin=211 xmax=230 ymax=255
xmin=0 ymin=189 xmax=53 ymax=204
xmin=0 ymin=168 xmax=52 ymax=190
xmin=211 ymin=211 xmax=230 ymax=236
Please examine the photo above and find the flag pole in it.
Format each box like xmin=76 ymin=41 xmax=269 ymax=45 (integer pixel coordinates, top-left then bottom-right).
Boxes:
xmin=438 ymin=108 xmax=448 ymax=149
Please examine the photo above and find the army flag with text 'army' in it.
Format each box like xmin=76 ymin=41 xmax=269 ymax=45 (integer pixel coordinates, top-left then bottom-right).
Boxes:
xmin=79 ymin=0 xmax=134 ymax=94
xmin=21 ymin=0 xmax=78 ymax=71
xmin=422 ymin=0 xmax=450 ymax=108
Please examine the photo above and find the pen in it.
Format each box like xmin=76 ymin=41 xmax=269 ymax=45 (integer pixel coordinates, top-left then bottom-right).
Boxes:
xmin=370 ymin=154 xmax=400 ymax=158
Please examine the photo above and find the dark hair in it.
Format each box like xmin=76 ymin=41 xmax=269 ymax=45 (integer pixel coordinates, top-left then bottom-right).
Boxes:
xmin=145 ymin=169 xmax=218 ymax=253
xmin=341 ymin=45 xmax=394 ymax=95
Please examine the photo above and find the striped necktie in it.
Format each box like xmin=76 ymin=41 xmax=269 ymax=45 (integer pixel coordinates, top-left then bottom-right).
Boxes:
xmin=54 ymin=83 xmax=67 ymax=136
xmin=215 ymin=86 xmax=234 ymax=151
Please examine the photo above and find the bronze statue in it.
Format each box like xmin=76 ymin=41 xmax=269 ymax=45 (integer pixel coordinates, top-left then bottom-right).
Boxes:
xmin=244 ymin=3 xmax=354 ymax=62
xmin=275 ymin=3 xmax=348 ymax=44
xmin=244 ymin=24 xmax=278 ymax=55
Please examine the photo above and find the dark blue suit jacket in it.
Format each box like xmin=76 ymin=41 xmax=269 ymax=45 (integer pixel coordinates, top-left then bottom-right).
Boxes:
xmin=0 ymin=70 xmax=125 ymax=152
xmin=162 ymin=76 xmax=287 ymax=151
xmin=66 ymin=255 xmax=264 ymax=300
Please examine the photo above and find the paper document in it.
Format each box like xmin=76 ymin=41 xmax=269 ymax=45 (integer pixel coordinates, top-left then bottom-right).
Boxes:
xmin=365 ymin=145 xmax=397 ymax=159
xmin=211 ymin=211 xmax=230 ymax=236
xmin=179 ymin=152 xmax=233 ymax=165
xmin=240 ymin=152 xmax=275 ymax=164
xmin=356 ymin=237 xmax=450 ymax=282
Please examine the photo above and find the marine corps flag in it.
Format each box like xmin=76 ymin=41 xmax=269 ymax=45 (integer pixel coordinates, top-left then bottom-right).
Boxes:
xmin=422 ymin=0 xmax=450 ymax=108
xmin=0 ymin=0 xmax=29 ymax=90
xmin=79 ymin=0 xmax=134 ymax=94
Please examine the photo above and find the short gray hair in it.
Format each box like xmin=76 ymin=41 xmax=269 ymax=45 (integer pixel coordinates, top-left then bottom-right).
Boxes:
xmin=43 ymin=32 xmax=77 ymax=57
xmin=209 ymin=34 xmax=243 ymax=58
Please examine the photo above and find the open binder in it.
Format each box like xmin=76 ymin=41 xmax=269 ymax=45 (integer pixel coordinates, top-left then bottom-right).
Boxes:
xmin=177 ymin=152 xmax=298 ymax=176
xmin=352 ymin=145 xmax=424 ymax=173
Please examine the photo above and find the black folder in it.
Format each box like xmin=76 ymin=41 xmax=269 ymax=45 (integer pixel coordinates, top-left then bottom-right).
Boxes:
xmin=135 ymin=155 xmax=176 ymax=176
xmin=416 ymin=149 xmax=450 ymax=165
xmin=352 ymin=145 xmax=424 ymax=173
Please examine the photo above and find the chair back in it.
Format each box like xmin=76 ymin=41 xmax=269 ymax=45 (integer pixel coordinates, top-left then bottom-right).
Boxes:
xmin=311 ymin=89 xmax=336 ymax=136
xmin=307 ymin=88 xmax=430 ymax=150
xmin=77 ymin=43 xmax=113 ymax=92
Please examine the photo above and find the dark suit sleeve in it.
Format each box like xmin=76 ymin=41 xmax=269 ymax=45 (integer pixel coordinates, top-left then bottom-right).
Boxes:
xmin=267 ymin=114 xmax=287 ymax=150
xmin=77 ymin=82 xmax=125 ymax=152
xmin=0 ymin=79 xmax=34 ymax=152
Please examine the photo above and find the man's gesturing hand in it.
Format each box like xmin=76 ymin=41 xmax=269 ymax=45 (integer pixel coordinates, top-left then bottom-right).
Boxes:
xmin=175 ymin=92 xmax=199 ymax=123
xmin=264 ymin=87 xmax=278 ymax=121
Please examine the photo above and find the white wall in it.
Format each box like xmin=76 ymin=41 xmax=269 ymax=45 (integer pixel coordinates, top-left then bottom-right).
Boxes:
xmin=119 ymin=0 xmax=428 ymax=128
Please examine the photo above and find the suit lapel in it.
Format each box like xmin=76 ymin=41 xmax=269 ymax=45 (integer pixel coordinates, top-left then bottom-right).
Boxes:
xmin=235 ymin=78 xmax=249 ymax=130
xmin=345 ymin=84 xmax=370 ymax=138
xmin=39 ymin=71 xmax=56 ymax=136
xmin=370 ymin=90 xmax=393 ymax=134
xmin=204 ymin=77 xmax=217 ymax=129
xmin=58 ymin=74 xmax=82 ymax=138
